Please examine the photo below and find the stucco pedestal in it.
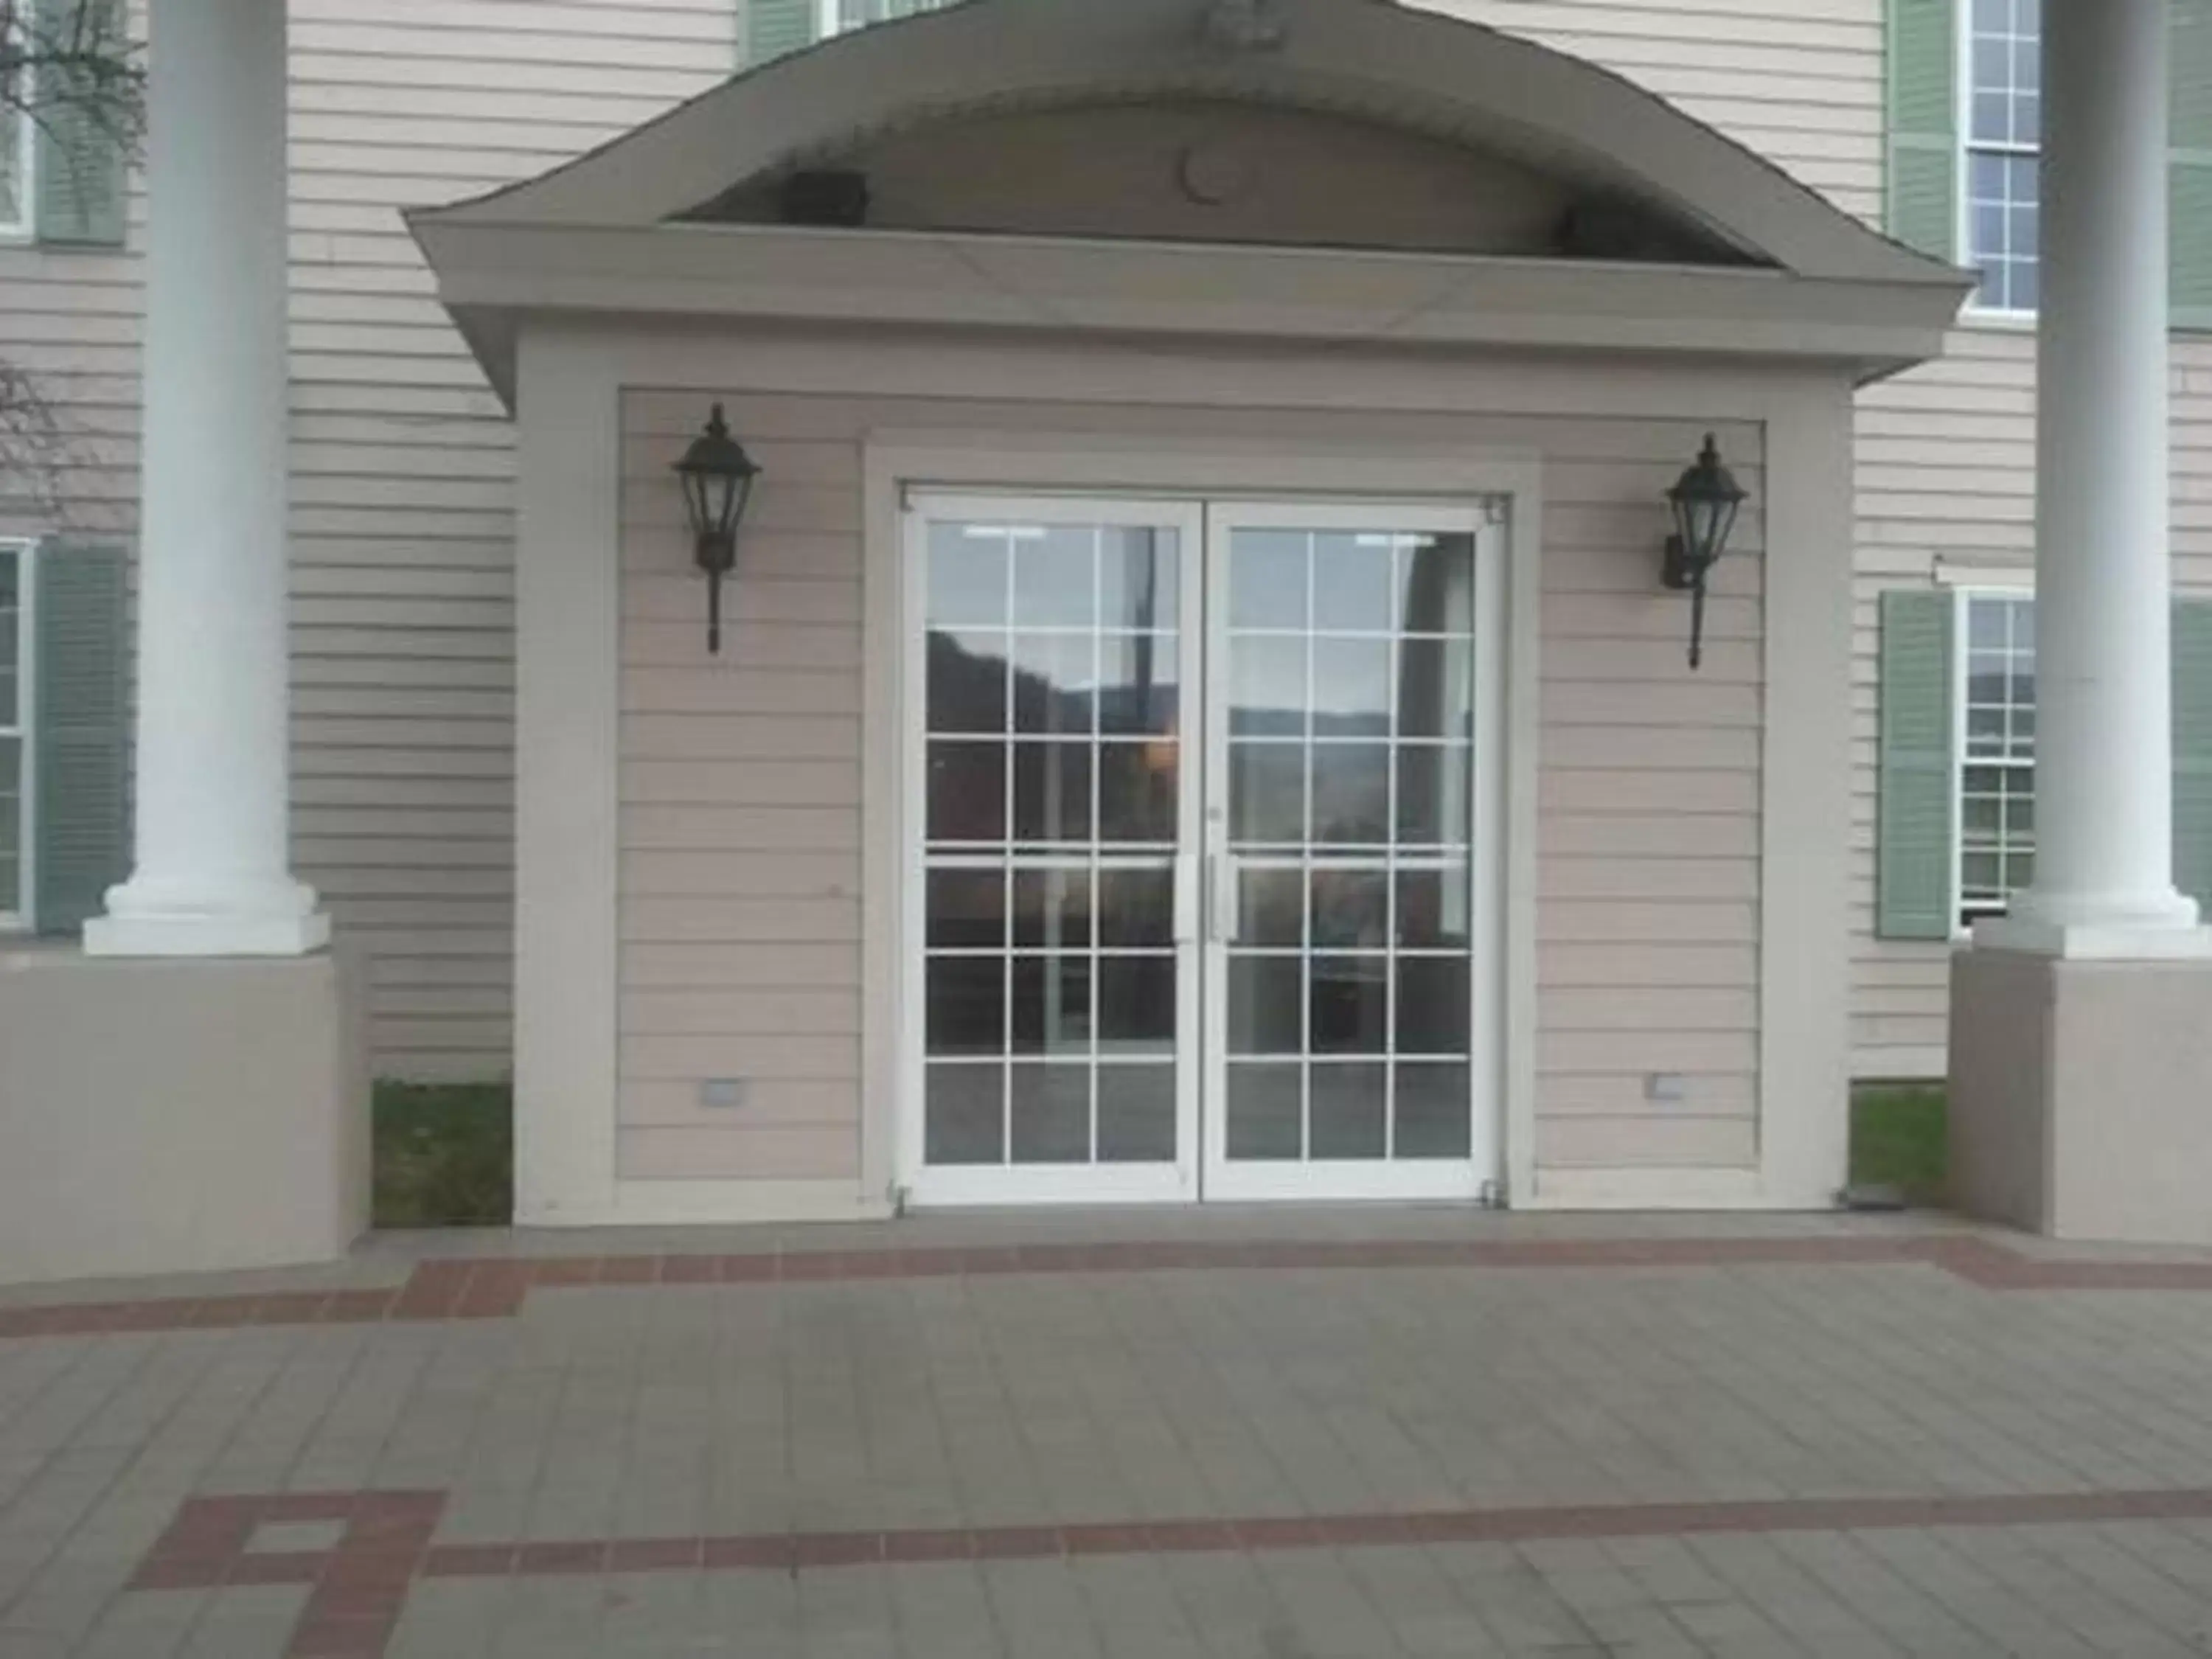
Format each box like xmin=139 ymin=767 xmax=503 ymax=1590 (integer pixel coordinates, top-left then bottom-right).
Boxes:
xmin=1949 ymin=947 xmax=2212 ymax=1244
xmin=0 ymin=945 xmax=368 ymax=1285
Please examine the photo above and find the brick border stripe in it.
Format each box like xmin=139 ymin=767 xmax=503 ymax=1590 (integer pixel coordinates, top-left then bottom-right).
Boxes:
xmin=10 ymin=1234 xmax=2212 ymax=1340
xmin=129 ymin=1485 xmax=2212 ymax=1658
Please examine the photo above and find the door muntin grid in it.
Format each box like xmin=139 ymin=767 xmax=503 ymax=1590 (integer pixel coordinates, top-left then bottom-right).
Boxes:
xmin=1216 ymin=524 xmax=1481 ymax=1168
xmin=919 ymin=513 xmax=1189 ymax=1172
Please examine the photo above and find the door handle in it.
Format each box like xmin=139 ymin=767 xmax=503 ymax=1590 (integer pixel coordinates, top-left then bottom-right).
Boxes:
xmin=1209 ymin=854 xmax=1241 ymax=944
xmin=1172 ymin=853 xmax=1200 ymax=945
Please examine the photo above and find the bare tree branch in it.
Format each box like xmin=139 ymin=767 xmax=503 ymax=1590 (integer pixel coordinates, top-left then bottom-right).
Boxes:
xmin=0 ymin=1 xmax=140 ymax=521
xmin=1 ymin=0 xmax=145 ymax=149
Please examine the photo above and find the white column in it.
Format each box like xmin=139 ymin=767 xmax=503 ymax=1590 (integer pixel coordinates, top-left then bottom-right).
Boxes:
xmin=86 ymin=0 xmax=327 ymax=957
xmin=1984 ymin=0 xmax=2206 ymax=957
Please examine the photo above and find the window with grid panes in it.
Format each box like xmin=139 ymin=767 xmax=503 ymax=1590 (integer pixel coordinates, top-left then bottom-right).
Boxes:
xmin=1957 ymin=591 xmax=2037 ymax=922
xmin=1964 ymin=0 xmax=2041 ymax=313
xmin=0 ymin=544 xmax=26 ymax=922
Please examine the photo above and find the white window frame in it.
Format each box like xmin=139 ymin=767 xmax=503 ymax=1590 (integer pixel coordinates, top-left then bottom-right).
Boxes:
xmin=1950 ymin=582 xmax=2037 ymax=936
xmin=0 ymin=1 xmax=34 ymax=242
xmin=0 ymin=538 xmax=33 ymax=931
xmin=1955 ymin=0 xmax=2041 ymax=324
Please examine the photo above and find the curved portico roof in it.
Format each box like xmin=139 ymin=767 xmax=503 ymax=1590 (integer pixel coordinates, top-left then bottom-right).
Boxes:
xmin=411 ymin=0 xmax=1969 ymax=400
xmin=426 ymin=0 xmax=1950 ymax=287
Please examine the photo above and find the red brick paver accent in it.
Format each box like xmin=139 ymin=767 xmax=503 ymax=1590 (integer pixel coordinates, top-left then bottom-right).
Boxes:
xmin=125 ymin=1485 xmax=2212 ymax=1658
xmin=12 ymin=1233 xmax=2212 ymax=1343
xmin=133 ymin=1490 xmax=443 ymax=1658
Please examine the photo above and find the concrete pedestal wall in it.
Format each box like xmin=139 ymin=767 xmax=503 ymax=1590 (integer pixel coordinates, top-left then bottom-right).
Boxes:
xmin=1950 ymin=947 xmax=2212 ymax=1245
xmin=0 ymin=947 xmax=368 ymax=1284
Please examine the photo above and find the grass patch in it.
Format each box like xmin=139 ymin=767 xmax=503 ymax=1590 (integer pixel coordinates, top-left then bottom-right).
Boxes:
xmin=1849 ymin=1082 xmax=1947 ymax=1204
xmin=372 ymin=1080 xmax=514 ymax=1229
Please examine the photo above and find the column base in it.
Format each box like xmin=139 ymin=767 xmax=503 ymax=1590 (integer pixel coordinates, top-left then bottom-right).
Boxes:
xmin=1950 ymin=946 xmax=2212 ymax=1245
xmin=86 ymin=877 xmax=331 ymax=958
xmin=0 ymin=942 xmax=368 ymax=1284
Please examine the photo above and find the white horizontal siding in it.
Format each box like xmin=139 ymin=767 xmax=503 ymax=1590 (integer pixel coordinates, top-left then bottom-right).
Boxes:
xmin=288 ymin=1 xmax=735 ymax=1076
xmin=618 ymin=389 xmax=1764 ymax=1183
xmin=1413 ymin=0 xmax=1883 ymax=220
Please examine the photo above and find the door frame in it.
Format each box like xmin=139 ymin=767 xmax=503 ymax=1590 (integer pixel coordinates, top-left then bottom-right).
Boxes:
xmin=1198 ymin=498 xmax=1506 ymax=1203
xmin=896 ymin=490 xmax=1208 ymax=1208
xmin=865 ymin=437 xmax=1543 ymax=1209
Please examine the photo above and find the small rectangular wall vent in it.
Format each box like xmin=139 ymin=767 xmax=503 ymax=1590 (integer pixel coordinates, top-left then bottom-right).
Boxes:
xmin=700 ymin=1079 xmax=749 ymax=1110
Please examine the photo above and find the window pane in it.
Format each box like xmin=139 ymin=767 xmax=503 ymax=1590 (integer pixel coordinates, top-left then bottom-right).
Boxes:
xmin=1310 ymin=955 xmax=1388 ymax=1054
xmin=927 ymin=631 xmax=1007 ymax=734
xmin=1310 ymin=638 xmax=1391 ymax=739
xmin=1310 ymin=744 xmax=1389 ymax=846
xmin=1097 ymin=867 xmax=1173 ymax=947
xmin=928 ymin=957 xmax=1004 ymax=1057
xmin=926 ymin=1065 xmax=1004 ymax=1164
xmin=928 ymin=742 xmax=1006 ymax=843
xmin=1010 ymin=953 xmax=1091 ymax=1056
xmin=928 ymin=870 xmax=1004 ymax=949
xmin=1310 ymin=1064 xmax=1387 ymax=1160
xmin=1230 ymin=742 xmax=1305 ymax=846
xmin=1097 ymin=634 xmax=1178 ymax=737
xmin=928 ymin=525 xmax=1006 ymax=626
xmin=1311 ymin=535 xmax=1394 ymax=632
xmin=1226 ymin=1064 xmax=1302 ymax=1160
xmin=1097 ymin=956 xmax=1175 ymax=1057
xmin=1009 ymin=1064 xmax=1090 ymax=1164
xmin=1395 ymin=1063 xmax=1472 ymax=1160
xmin=1097 ymin=1065 xmax=1176 ymax=1163
xmin=1012 ymin=527 xmax=1096 ymax=627
xmin=1310 ymin=865 xmax=1388 ymax=950
xmin=1097 ymin=742 xmax=1178 ymax=844
xmin=1012 ymin=867 xmax=1090 ymax=950
xmin=1239 ymin=866 xmax=1304 ymax=948
xmin=1231 ymin=531 xmax=1307 ymax=630
xmin=1099 ymin=528 xmax=1178 ymax=633
xmin=1398 ymin=536 xmax=1475 ymax=634
xmin=1012 ymin=742 xmax=1092 ymax=843
xmin=0 ymin=736 xmax=16 ymax=917
xmin=1396 ymin=957 xmax=1471 ymax=1056
xmin=1228 ymin=957 xmax=1303 ymax=1054
xmin=1397 ymin=869 xmax=1470 ymax=948
xmin=1398 ymin=639 xmax=1474 ymax=740
xmin=1009 ymin=634 xmax=1095 ymax=736
xmin=1230 ymin=638 xmax=1305 ymax=738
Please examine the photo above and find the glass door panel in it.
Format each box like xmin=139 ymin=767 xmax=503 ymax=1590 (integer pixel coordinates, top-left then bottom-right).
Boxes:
xmin=1205 ymin=504 xmax=1492 ymax=1201
xmin=908 ymin=497 xmax=1203 ymax=1203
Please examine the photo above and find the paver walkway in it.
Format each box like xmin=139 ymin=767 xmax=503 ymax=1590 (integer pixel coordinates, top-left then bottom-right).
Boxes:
xmin=8 ymin=1211 xmax=2212 ymax=1656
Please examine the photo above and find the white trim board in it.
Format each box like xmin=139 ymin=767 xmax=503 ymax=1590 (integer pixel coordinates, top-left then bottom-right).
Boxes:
xmin=866 ymin=440 xmax=1543 ymax=1208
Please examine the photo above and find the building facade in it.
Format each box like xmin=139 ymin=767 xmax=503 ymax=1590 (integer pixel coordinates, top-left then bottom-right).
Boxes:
xmin=1 ymin=0 xmax=2204 ymax=1239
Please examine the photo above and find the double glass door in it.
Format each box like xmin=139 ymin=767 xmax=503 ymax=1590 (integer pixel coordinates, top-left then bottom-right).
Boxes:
xmin=906 ymin=493 xmax=1495 ymax=1205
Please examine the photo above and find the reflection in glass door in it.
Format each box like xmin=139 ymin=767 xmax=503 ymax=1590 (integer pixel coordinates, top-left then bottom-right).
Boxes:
xmin=904 ymin=493 xmax=1496 ymax=1205
xmin=905 ymin=498 xmax=1205 ymax=1203
xmin=1203 ymin=504 xmax=1496 ymax=1201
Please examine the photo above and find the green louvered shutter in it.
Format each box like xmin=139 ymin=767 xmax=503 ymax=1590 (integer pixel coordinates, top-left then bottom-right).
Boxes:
xmin=2173 ymin=602 xmax=2212 ymax=912
xmin=746 ymin=0 xmax=818 ymax=64
xmin=2172 ymin=0 xmax=2212 ymax=330
xmin=1885 ymin=0 xmax=1958 ymax=259
xmin=32 ymin=544 xmax=130 ymax=936
xmin=33 ymin=0 xmax=129 ymax=248
xmin=1877 ymin=589 xmax=1958 ymax=940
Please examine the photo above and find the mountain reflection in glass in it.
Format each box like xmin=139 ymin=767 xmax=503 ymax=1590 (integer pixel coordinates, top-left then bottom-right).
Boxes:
xmin=921 ymin=518 xmax=1183 ymax=1171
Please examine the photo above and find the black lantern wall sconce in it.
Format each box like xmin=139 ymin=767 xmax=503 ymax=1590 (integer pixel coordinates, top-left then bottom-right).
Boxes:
xmin=1662 ymin=432 xmax=1748 ymax=670
xmin=672 ymin=403 xmax=762 ymax=654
